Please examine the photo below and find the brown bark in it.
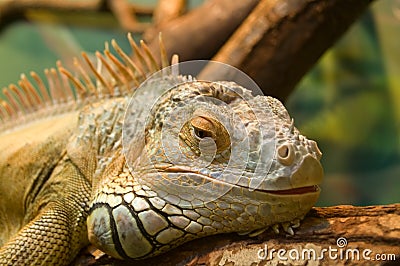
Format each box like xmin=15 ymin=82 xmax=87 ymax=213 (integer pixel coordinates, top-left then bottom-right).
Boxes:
xmin=199 ymin=0 xmax=375 ymax=101
xmin=108 ymin=0 xmax=150 ymax=32
xmin=74 ymin=204 xmax=400 ymax=266
xmin=152 ymin=0 xmax=186 ymax=26
xmin=144 ymin=0 xmax=259 ymax=61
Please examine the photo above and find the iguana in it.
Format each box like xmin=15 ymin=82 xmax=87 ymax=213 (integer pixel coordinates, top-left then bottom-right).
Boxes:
xmin=0 ymin=34 xmax=323 ymax=265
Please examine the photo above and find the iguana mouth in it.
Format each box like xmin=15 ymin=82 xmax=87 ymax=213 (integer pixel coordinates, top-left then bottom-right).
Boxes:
xmin=258 ymin=185 xmax=320 ymax=195
xmin=157 ymin=165 xmax=320 ymax=195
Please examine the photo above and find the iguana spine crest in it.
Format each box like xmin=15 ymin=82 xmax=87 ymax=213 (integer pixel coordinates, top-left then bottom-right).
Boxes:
xmin=0 ymin=33 xmax=171 ymax=132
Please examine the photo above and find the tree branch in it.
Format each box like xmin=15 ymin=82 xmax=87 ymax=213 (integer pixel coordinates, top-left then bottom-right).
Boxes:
xmin=199 ymin=0 xmax=376 ymax=101
xmin=144 ymin=0 xmax=259 ymax=61
xmin=108 ymin=0 xmax=151 ymax=32
xmin=152 ymin=0 xmax=186 ymax=26
xmin=73 ymin=204 xmax=400 ymax=265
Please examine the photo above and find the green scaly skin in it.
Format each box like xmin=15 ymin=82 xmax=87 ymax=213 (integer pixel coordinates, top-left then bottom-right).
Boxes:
xmin=0 ymin=36 xmax=323 ymax=265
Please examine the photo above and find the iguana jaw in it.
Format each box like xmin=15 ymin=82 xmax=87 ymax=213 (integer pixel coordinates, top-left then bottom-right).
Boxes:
xmin=159 ymin=166 xmax=321 ymax=195
xmin=154 ymin=152 xmax=323 ymax=197
xmin=260 ymin=185 xmax=319 ymax=195
xmin=88 ymin=161 xmax=322 ymax=260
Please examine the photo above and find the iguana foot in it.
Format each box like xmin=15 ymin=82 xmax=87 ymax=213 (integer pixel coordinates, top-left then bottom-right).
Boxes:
xmin=238 ymin=216 xmax=305 ymax=237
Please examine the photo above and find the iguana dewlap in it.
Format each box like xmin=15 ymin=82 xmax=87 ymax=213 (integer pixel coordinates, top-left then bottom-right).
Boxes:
xmin=0 ymin=35 xmax=323 ymax=265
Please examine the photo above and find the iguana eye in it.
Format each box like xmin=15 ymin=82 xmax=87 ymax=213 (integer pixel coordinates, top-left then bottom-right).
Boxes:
xmin=190 ymin=116 xmax=230 ymax=152
xmin=193 ymin=126 xmax=212 ymax=139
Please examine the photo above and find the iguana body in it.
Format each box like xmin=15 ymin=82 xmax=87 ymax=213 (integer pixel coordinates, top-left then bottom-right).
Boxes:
xmin=0 ymin=35 xmax=323 ymax=265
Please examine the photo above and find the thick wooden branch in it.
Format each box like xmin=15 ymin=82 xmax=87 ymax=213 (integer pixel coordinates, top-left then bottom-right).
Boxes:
xmin=152 ymin=0 xmax=186 ymax=26
xmin=74 ymin=204 xmax=400 ymax=265
xmin=144 ymin=0 xmax=259 ymax=61
xmin=144 ymin=0 xmax=376 ymax=101
xmin=199 ymin=0 xmax=375 ymax=101
xmin=108 ymin=0 xmax=151 ymax=32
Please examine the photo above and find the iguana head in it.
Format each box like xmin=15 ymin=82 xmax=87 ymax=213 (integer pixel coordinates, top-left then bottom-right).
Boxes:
xmin=88 ymin=75 xmax=323 ymax=259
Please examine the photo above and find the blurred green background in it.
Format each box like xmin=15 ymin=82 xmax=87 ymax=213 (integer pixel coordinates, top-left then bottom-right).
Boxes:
xmin=0 ymin=0 xmax=398 ymax=206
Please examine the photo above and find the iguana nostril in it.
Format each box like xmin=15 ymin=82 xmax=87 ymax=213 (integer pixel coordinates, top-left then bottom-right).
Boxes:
xmin=277 ymin=144 xmax=295 ymax=166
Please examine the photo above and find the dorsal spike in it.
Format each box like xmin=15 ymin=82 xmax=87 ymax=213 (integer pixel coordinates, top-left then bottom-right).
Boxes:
xmin=73 ymin=58 xmax=97 ymax=96
xmin=95 ymin=51 xmax=125 ymax=91
xmin=57 ymin=61 xmax=75 ymax=101
xmin=51 ymin=68 xmax=68 ymax=102
xmin=0 ymin=101 xmax=9 ymax=119
xmin=30 ymin=71 xmax=51 ymax=104
xmin=17 ymin=81 xmax=36 ymax=111
xmin=2 ymin=88 xmax=19 ymax=115
xmin=171 ymin=54 xmax=179 ymax=76
xmin=19 ymin=74 xmax=43 ymax=108
xmin=140 ymin=40 xmax=159 ymax=73
xmin=104 ymin=49 xmax=137 ymax=93
xmin=59 ymin=67 xmax=89 ymax=99
xmin=0 ymin=100 xmax=13 ymax=118
xmin=104 ymin=50 xmax=133 ymax=80
xmin=159 ymin=33 xmax=169 ymax=69
xmin=44 ymin=69 xmax=56 ymax=104
xmin=95 ymin=51 xmax=105 ymax=91
xmin=9 ymin=84 xmax=30 ymax=113
xmin=289 ymin=118 xmax=295 ymax=134
xmin=81 ymin=52 xmax=113 ymax=96
xmin=171 ymin=54 xmax=179 ymax=66
xmin=111 ymin=39 xmax=143 ymax=84
xmin=128 ymin=33 xmax=148 ymax=77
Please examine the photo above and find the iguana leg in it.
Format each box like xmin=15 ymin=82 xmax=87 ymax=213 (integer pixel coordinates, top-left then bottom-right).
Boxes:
xmin=0 ymin=159 xmax=91 ymax=266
